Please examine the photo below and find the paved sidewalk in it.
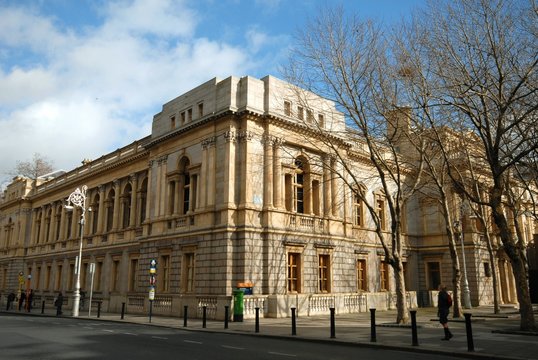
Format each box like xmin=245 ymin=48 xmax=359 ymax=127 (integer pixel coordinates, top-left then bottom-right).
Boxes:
xmin=4 ymin=306 xmax=537 ymax=360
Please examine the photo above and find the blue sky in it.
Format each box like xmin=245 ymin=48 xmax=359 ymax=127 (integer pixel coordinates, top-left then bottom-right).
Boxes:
xmin=0 ymin=0 xmax=424 ymax=186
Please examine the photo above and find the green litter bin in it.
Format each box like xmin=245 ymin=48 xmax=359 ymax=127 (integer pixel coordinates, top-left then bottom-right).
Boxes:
xmin=233 ymin=289 xmax=244 ymax=322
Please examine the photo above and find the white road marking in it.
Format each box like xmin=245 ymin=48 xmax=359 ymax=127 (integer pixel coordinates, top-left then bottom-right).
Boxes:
xmin=103 ymin=329 xmax=114 ymax=333
xmin=152 ymin=336 xmax=168 ymax=340
xmin=268 ymin=352 xmax=296 ymax=357
xmin=221 ymin=345 xmax=245 ymax=350
xmin=183 ymin=340 xmax=203 ymax=344
xmin=123 ymin=332 xmax=137 ymax=336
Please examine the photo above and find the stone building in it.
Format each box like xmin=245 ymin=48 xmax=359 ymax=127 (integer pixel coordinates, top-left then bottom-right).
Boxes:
xmin=0 ymin=75 xmax=527 ymax=318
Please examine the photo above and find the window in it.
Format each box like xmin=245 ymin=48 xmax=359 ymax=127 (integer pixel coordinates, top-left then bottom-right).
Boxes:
xmin=170 ymin=115 xmax=176 ymax=129
xmin=139 ymin=178 xmax=148 ymax=224
xmin=122 ymin=184 xmax=132 ymax=229
xmin=198 ymin=103 xmax=204 ymax=118
xmin=66 ymin=211 xmax=73 ymax=239
xmin=187 ymin=108 xmax=193 ymax=122
xmin=91 ymin=195 xmax=99 ymax=234
xmin=129 ymin=258 xmax=139 ymax=291
xmin=55 ymin=264 xmax=62 ymax=290
xmin=95 ymin=261 xmax=103 ymax=291
xmin=354 ymin=193 xmax=364 ymax=227
xmin=55 ymin=209 xmax=61 ymax=240
xmin=427 ymin=261 xmax=441 ymax=290
xmin=81 ymin=262 xmax=88 ymax=290
xmin=380 ymin=260 xmax=389 ymax=291
xmin=376 ymin=195 xmax=386 ymax=231
xmin=287 ymin=252 xmax=301 ymax=293
xmin=294 ymin=160 xmax=305 ymax=214
xmin=159 ymin=254 xmax=170 ymax=292
xmin=45 ymin=265 xmax=51 ymax=290
xmin=68 ymin=264 xmax=74 ymax=290
xmin=183 ymin=173 xmax=191 ymax=214
xmin=182 ymin=253 xmax=195 ymax=293
xmin=306 ymin=109 xmax=314 ymax=123
xmin=318 ymin=114 xmax=325 ymax=128
xmin=484 ymin=262 xmax=491 ymax=277
xmin=111 ymin=259 xmax=120 ymax=291
xmin=180 ymin=111 xmax=186 ymax=124
xmin=357 ymin=259 xmax=367 ymax=291
xmin=297 ymin=106 xmax=304 ymax=120
xmin=35 ymin=266 xmax=41 ymax=290
xmin=312 ymin=180 xmax=320 ymax=215
xmin=106 ymin=189 xmax=115 ymax=232
xmin=284 ymin=101 xmax=291 ymax=116
xmin=318 ymin=255 xmax=331 ymax=293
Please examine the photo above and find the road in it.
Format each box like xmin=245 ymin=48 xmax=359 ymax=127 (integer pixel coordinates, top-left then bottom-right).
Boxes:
xmin=1 ymin=314 xmax=458 ymax=360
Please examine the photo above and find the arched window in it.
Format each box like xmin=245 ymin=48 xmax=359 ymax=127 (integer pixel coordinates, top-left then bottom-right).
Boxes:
xmin=122 ymin=183 xmax=132 ymax=229
xmin=91 ymin=193 xmax=100 ymax=234
xmin=139 ymin=177 xmax=148 ymax=224
xmin=106 ymin=188 xmax=115 ymax=232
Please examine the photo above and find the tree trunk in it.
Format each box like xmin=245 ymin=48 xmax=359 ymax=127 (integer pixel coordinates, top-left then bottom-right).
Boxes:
xmin=393 ymin=259 xmax=409 ymax=324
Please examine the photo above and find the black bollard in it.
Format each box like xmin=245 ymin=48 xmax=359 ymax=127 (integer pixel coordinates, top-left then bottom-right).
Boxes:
xmin=291 ymin=307 xmax=297 ymax=336
xmin=464 ymin=313 xmax=475 ymax=352
xmin=224 ymin=305 xmax=229 ymax=329
xmin=255 ymin=307 xmax=260 ymax=333
xmin=97 ymin=301 xmax=102 ymax=318
xmin=183 ymin=305 xmax=188 ymax=327
xmin=41 ymin=300 xmax=45 ymax=314
xmin=330 ymin=308 xmax=336 ymax=338
xmin=202 ymin=306 xmax=207 ymax=328
xmin=121 ymin=302 xmax=126 ymax=320
xmin=410 ymin=310 xmax=418 ymax=346
xmin=149 ymin=300 xmax=153 ymax=323
xmin=370 ymin=308 xmax=377 ymax=342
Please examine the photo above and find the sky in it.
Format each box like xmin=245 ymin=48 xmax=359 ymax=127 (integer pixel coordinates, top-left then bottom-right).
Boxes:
xmin=0 ymin=0 xmax=424 ymax=188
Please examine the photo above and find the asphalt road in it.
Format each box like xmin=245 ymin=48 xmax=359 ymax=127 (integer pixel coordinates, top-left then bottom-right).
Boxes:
xmin=0 ymin=314 xmax=457 ymax=360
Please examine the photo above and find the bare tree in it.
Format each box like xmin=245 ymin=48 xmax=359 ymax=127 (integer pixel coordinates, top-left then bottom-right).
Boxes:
xmin=12 ymin=153 xmax=54 ymax=180
xmin=284 ymin=7 xmax=426 ymax=324
xmin=406 ymin=0 xmax=538 ymax=330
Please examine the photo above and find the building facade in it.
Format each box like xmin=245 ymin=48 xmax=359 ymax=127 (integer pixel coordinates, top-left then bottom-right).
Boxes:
xmin=0 ymin=75 xmax=528 ymax=318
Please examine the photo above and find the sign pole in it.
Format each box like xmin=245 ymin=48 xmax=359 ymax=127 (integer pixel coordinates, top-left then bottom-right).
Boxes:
xmin=149 ymin=259 xmax=156 ymax=323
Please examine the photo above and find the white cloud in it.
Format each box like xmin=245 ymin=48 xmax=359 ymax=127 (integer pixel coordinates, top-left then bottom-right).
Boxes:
xmin=0 ymin=0 xmax=258 ymax=185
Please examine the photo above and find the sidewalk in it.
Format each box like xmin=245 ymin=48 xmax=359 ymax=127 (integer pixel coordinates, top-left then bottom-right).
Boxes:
xmin=4 ymin=306 xmax=537 ymax=360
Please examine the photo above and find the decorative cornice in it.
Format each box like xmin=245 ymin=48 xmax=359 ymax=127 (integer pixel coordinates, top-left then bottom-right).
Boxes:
xmin=202 ymin=136 xmax=217 ymax=149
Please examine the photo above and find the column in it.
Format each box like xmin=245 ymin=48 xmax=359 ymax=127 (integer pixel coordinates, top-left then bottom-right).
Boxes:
xmin=129 ymin=174 xmax=138 ymax=227
xmin=223 ymin=130 xmax=236 ymax=207
xmin=331 ymin=157 xmax=338 ymax=217
xmin=272 ymin=137 xmax=283 ymax=208
xmin=207 ymin=138 xmax=216 ymax=207
xmin=323 ymin=155 xmax=331 ymax=217
xmin=49 ymin=203 xmax=57 ymax=241
xmin=263 ymin=135 xmax=273 ymax=208
xmin=159 ymin=156 xmax=168 ymax=216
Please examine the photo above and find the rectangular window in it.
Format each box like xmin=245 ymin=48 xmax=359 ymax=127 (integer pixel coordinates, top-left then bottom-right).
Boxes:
xmin=484 ymin=262 xmax=491 ymax=277
xmin=183 ymin=175 xmax=190 ymax=214
xmin=36 ymin=266 xmax=41 ymax=290
xmin=318 ymin=255 xmax=331 ymax=293
xmin=55 ymin=264 xmax=62 ymax=291
xmin=68 ymin=264 xmax=74 ymax=290
xmin=45 ymin=265 xmax=51 ymax=290
xmin=287 ymin=252 xmax=301 ymax=293
xmin=297 ymin=106 xmax=304 ymax=120
xmin=198 ymin=103 xmax=204 ymax=118
xmin=294 ymin=173 xmax=304 ymax=214
xmin=306 ymin=109 xmax=314 ymax=123
xmin=187 ymin=108 xmax=193 ymax=122
xmin=357 ymin=259 xmax=367 ymax=291
xmin=111 ymin=260 xmax=120 ymax=292
xmin=284 ymin=101 xmax=291 ymax=116
xmin=354 ymin=194 xmax=364 ymax=227
xmin=95 ymin=261 xmax=103 ymax=291
xmin=129 ymin=258 xmax=139 ymax=292
xmin=318 ymin=114 xmax=325 ymax=128
xmin=376 ymin=197 xmax=386 ymax=231
xmin=170 ymin=116 xmax=176 ymax=129
xmin=180 ymin=111 xmax=186 ymax=124
xmin=427 ymin=262 xmax=441 ymax=290
xmin=380 ymin=261 xmax=389 ymax=291
xmin=160 ymin=254 xmax=170 ymax=292
xmin=183 ymin=253 xmax=195 ymax=293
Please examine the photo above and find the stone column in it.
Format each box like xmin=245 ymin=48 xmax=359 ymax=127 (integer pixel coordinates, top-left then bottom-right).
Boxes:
xmin=272 ymin=137 xmax=283 ymax=208
xmin=263 ymin=135 xmax=273 ymax=208
xmin=331 ymin=157 xmax=338 ymax=217
xmin=238 ymin=129 xmax=253 ymax=207
xmin=223 ymin=130 xmax=236 ymax=207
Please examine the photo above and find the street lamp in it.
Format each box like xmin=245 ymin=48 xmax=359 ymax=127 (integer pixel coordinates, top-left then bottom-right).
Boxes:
xmin=65 ymin=185 xmax=88 ymax=317
xmin=453 ymin=207 xmax=472 ymax=309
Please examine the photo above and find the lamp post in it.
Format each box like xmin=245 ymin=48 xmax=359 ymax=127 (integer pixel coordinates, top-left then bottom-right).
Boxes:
xmin=454 ymin=205 xmax=472 ymax=309
xmin=65 ymin=185 xmax=88 ymax=317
